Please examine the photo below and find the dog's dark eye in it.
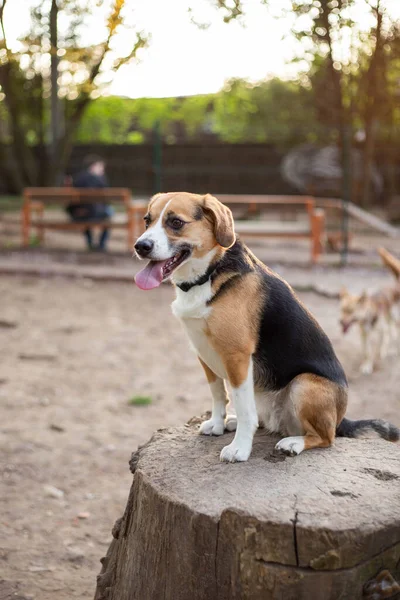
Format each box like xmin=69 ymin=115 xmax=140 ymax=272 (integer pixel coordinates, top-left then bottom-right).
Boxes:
xmin=144 ymin=216 xmax=151 ymax=230
xmin=170 ymin=218 xmax=184 ymax=230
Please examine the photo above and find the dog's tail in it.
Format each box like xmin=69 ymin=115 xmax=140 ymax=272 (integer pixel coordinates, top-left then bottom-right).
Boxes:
xmin=378 ymin=247 xmax=400 ymax=281
xmin=336 ymin=417 xmax=399 ymax=442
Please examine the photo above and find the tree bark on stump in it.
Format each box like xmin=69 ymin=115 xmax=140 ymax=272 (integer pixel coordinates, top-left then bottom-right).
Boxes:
xmin=94 ymin=420 xmax=400 ymax=600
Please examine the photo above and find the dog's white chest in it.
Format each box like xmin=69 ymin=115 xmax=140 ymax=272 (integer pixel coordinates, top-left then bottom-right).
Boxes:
xmin=171 ymin=284 xmax=226 ymax=379
xmin=180 ymin=317 xmax=226 ymax=380
xmin=171 ymin=281 xmax=213 ymax=319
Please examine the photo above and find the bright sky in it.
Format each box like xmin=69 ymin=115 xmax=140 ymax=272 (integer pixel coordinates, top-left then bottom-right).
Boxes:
xmin=2 ymin=0 xmax=299 ymax=97
xmin=111 ymin=0 xmax=299 ymax=98
xmin=3 ymin=0 xmax=400 ymax=98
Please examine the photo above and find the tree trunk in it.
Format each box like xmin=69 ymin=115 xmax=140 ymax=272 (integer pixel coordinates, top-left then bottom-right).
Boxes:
xmin=0 ymin=64 xmax=37 ymax=188
xmin=94 ymin=421 xmax=400 ymax=600
xmin=0 ymin=143 xmax=24 ymax=193
xmin=386 ymin=117 xmax=398 ymax=207
xmin=361 ymin=119 xmax=376 ymax=208
xmin=49 ymin=0 xmax=65 ymax=185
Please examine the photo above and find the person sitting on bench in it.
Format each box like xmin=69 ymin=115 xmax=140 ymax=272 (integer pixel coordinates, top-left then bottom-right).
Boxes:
xmin=66 ymin=155 xmax=114 ymax=251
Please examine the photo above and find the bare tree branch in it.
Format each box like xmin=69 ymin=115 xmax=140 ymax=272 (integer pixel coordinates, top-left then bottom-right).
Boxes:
xmin=0 ymin=0 xmax=8 ymax=49
xmin=215 ymin=0 xmax=243 ymax=22
xmin=54 ymin=0 xmax=148 ymax=179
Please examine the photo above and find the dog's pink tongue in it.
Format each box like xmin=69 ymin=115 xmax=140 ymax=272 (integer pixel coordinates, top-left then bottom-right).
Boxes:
xmin=135 ymin=260 xmax=167 ymax=290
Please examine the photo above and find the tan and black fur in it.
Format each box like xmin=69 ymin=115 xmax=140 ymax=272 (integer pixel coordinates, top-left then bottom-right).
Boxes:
xmin=134 ymin=192 xmax=399 ymax=462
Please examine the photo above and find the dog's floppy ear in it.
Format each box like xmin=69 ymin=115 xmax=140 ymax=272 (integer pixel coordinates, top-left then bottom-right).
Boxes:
xmin=203 ymin=194 xmax=235 ymax=248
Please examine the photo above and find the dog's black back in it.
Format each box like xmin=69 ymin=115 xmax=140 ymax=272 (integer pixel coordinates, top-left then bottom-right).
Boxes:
xmin=210 ymin=240 xmax=347 ymax=392
xmin=254 ymin=270 xmax=347 ymax=391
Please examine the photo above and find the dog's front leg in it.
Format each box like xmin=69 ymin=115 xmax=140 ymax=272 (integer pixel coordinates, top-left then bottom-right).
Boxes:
xmin=220 ymin=355 xmax=258 ymax=463
xmin=198 ymin=358 xmax=231 ymax=436
xmin=360 ymin=325 xmax=374 ymax=374
xmin=387 ymin=311 xmax=399 ymax=355
xmin=380 ymin=316 xmax=392 ymax=359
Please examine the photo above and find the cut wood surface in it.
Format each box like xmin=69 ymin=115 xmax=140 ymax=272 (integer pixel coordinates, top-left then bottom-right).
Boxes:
xmin=94 ymin=422 xmax=400 ymax=600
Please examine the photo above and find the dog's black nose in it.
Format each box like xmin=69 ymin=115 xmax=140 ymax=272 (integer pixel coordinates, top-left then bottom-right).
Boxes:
xmin=135 ymin=239 xmax=154 ymax=257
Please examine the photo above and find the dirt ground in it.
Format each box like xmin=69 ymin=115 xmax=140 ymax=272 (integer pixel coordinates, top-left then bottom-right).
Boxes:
xmin=1 ymin=258 xmax=400 ymax=599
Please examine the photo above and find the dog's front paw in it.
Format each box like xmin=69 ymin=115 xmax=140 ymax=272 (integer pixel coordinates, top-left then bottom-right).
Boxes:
xmin=360 ymin=362 xmax=374 ymax=375
xmin=225 ymin=415 xmax=237 ymax=432
xmin=199 ymin=418 xmax=224 ymax=436
xmin=220 ymin=441 xmax=251 ymax=463
xmin=275 ymin=436 xmax=305 ymax=457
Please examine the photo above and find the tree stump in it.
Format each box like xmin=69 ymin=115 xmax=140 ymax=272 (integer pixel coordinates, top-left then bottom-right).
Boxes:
xmin=94 ymin=420 xmax=400 ymax=600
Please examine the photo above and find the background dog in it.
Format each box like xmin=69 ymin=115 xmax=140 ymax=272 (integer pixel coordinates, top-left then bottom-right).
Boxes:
xmin=339 ymin=247 xmax=400 ymax=374
xmin=135 ymin=192 xmax=399 ymax=462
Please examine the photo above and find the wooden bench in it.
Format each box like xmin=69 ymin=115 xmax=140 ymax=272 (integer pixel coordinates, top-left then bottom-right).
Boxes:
xmin=218 ymin=195 xmax=325 ymax=263
xmin=21 ymin=188 xmax=147 ymax=251
xmin=42 ymin=191 xmax=323 ymax=260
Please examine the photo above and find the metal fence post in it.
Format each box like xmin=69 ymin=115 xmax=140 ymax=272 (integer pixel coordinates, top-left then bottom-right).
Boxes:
xmin=153 ymin=120 xmax=162 ymax=194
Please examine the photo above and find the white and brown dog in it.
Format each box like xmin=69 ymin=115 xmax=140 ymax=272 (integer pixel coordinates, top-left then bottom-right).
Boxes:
xmin=134 ymin=192 xmax=399 ymax=462
xmin=340 ymin=248 xmax=400 ymax=374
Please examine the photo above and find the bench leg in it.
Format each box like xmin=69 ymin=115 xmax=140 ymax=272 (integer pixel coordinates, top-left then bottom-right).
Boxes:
xmin=37 ymin=206 xmax=45 ymax=244
xmin=248 ymin=202 xmax=257 ymax=216
xmin=127 ymin=219 xmax=134 ymax=252
xmin=311 ymin=209 xmax=325 ymax=264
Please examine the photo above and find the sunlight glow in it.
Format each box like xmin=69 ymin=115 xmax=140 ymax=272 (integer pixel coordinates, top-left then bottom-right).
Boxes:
xmin=3 ymin=0 xmax=400 ymax=98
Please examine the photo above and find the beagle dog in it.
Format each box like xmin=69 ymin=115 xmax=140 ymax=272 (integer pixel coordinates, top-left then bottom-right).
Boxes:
xmin=134 ymin=192 xmax=399 ymax=462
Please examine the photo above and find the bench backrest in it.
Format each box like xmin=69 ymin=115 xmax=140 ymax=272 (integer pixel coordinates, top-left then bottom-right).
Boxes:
xmin=24 ymin=187 xmax=132 ymax=205
xmin=218 ymin=195 xmax=315 ymax=213
xmin=218 ymin=195 xmax=312 ymax=204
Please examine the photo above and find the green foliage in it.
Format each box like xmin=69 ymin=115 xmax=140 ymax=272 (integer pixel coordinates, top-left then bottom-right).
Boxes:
xmin=213 ymin=78 xmax=326 ymax=146
xmin=128 ymin=395 xmax=152 ymax=406
xmin=174 ymin=95 xmax=213 ymax=137
xmin=76 ymin=79 xmax=328 ymax=146
xmin=76 ymin=97 xmax=137 ymax=144
xmin=76 ymin=94 xmax=214 ymax=144
xmin=0 ymin=195 xmax=22 ymax=210
xmin=29 ymin=235 xmax=41 ymax=247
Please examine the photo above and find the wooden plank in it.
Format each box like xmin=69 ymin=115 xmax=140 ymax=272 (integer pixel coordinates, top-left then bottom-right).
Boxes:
xmin=236 ymin=232 xmax=310 ymax=239
xmin=31 ymin=221 xmax=128 ymax=230
xmin=315 ymin=197 xmax=400 ymax=237
xmin=346 ymin=202 xmax=399 ymax=238
xmin=235 ymin=221 xmax=309 ymax=235
xmin=24 ymin=187 xmax=132 ymax=204
xmin=218 ymin=194 xmax=313 ymax=206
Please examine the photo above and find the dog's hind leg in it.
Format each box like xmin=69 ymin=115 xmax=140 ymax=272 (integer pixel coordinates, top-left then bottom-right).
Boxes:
xmin=379 ymin=313 xmax=393 ymax=359
xmin=275 ymin=374 xmax=347 ymax=457
xmin=390 ymin=306 xmax=400 ymax=354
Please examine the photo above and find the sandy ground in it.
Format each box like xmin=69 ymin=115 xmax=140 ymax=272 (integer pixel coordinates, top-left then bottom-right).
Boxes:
xmin=1 ymin=267 xmax=399 ymax=600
